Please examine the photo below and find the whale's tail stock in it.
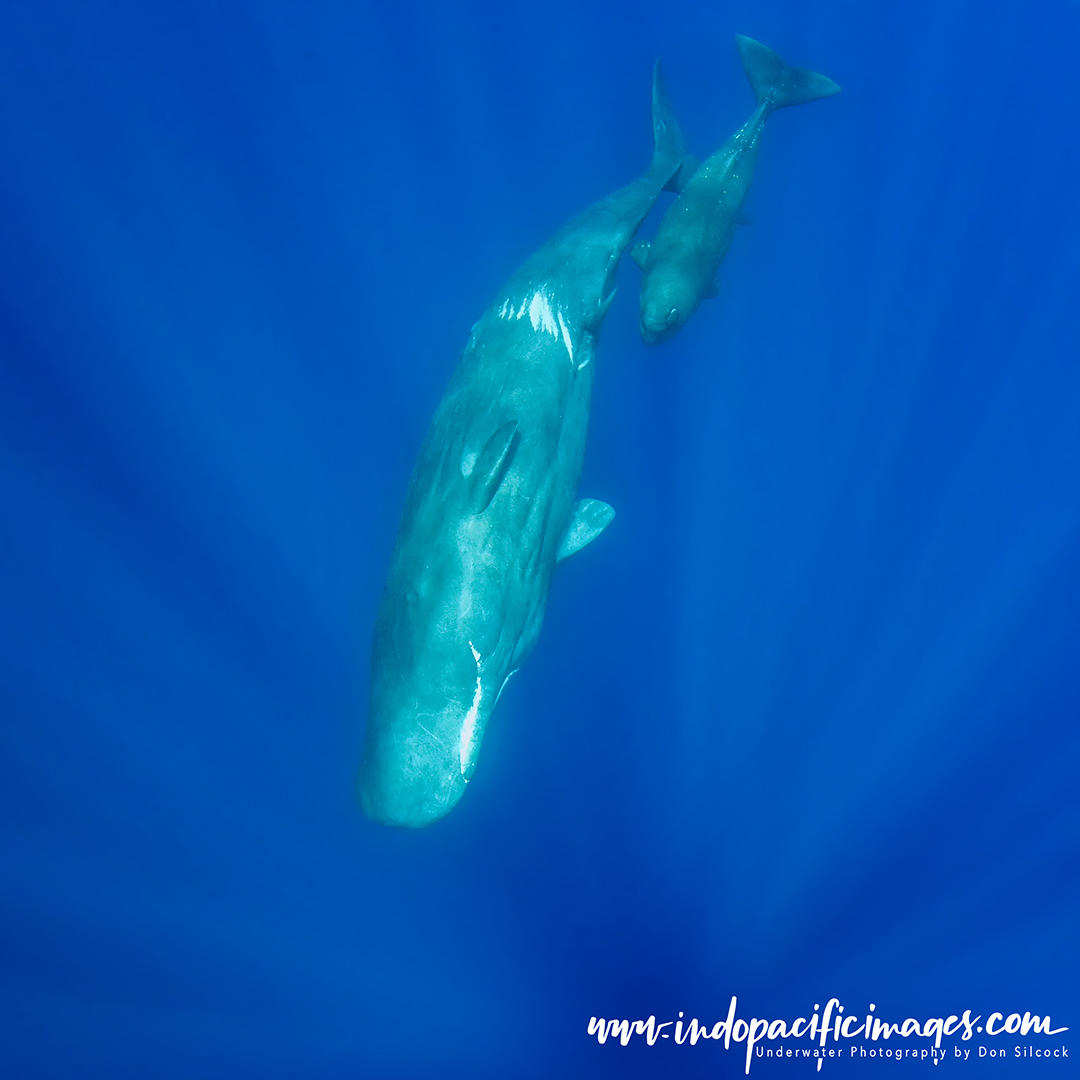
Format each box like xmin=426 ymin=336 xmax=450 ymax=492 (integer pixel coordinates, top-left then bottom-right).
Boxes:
xmin=736 ymin=34 xmax=840 ymax=115
xmin=649 ymin=60 xmax=698 ymax=193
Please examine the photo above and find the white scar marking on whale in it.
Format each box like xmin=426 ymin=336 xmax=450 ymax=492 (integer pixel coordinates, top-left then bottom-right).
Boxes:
xmin=556 ymin=309 xmax=574 ymax=364
xmin=494 ymin=668 xmax=519 ymax=707
xmin=459 ymin=641 xmax=483 ymax=778
xmin=527 ymin=290 xmax=560 ymax=339
xmin=501 ymin=289 xmax=572 ymax=360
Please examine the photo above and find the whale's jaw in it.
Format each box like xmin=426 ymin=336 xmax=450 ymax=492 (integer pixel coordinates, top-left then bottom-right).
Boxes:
xmin=358 ymin=708 xmax=471 ymax=829
xmin=640 ymin=304 xmax=682 ymax=345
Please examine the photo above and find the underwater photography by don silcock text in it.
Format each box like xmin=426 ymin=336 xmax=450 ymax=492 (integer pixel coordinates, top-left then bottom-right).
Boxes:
xmin=0 ymin=1 xmax=1077 ymax=1078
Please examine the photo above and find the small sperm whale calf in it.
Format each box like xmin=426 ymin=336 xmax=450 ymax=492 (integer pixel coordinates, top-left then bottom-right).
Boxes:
xmin=360 ymin=66 xmax=692 ymax=828
xmin=635 ymin=36 xmax=840 ymax=344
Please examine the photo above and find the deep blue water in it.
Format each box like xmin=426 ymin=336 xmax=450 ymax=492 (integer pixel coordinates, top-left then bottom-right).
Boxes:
xmin=1 ymin=1 xmax=1078 ymax=1077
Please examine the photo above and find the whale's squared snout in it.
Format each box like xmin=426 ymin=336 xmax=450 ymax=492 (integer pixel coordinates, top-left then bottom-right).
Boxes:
xmin=358 ymin=758 xmax=465 ymax=828
xmin=640 ymin=302 xmax=681 ymax=345
xmin=358 ymin=690 xmax=473 ymax=828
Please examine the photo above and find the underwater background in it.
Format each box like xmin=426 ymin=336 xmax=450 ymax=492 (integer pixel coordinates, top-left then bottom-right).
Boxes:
xmin=1 ymin=0 xmax=1077 ymax=1076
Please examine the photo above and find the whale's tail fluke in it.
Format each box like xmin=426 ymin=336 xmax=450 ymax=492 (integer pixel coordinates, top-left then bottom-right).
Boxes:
xmin=649 ymin=60 xmax=697 ymax=193
xmin=736 ymin=35 xmax=840 ymax=115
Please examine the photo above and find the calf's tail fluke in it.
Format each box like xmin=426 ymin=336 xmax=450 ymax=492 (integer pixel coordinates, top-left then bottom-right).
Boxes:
xmin=736 ymin=35 xmax=840 ymax=114
xmin=649 ymin=60 xmax=697 ymax=192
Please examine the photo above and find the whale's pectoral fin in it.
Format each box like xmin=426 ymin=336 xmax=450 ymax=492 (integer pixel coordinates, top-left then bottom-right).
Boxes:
xmin=556 ymin=499 xmax=615 ymax=562
xmin=468 ymin=420 xmax=520 ymax=513
xmin=584 ymin=289 xmax=618 ymax=335
xmin=631 ymin=241 xmax=651 ymax=270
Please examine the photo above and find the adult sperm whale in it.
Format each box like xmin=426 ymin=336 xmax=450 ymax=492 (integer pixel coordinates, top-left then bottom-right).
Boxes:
xmin=635 ymin=36 xmax=840 ymax=344
xmin=359 ymin=67 xmax=692 ymax=828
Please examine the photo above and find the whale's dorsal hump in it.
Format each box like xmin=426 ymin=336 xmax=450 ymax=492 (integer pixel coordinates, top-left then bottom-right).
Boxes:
xmin=556 ymin=499 xmax=615 ymax=562
xmin=467 ymin=420 xmax=520 ymax=514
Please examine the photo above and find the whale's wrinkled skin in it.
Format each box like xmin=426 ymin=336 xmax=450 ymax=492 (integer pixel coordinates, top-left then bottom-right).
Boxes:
xmin=635 ymin=36 xmax=840 ymax=344
xmin=359 ymin=66 xmax=692 ymax=828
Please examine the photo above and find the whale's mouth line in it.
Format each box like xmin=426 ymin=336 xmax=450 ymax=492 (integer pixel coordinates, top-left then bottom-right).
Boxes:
xmin=640 ymin=305 xmax=681 ymax=344
xmin=459 ymin=641 xmax=484 ymax=778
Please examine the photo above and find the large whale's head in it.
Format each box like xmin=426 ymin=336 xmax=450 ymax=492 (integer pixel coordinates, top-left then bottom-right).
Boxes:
xmin=359 ymin=547 xmax=509 ymax=828
xmin=639 ymin=263 xmax=701 ymax=345
xmin=359 ymin=667 xmax=479 ymax=828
